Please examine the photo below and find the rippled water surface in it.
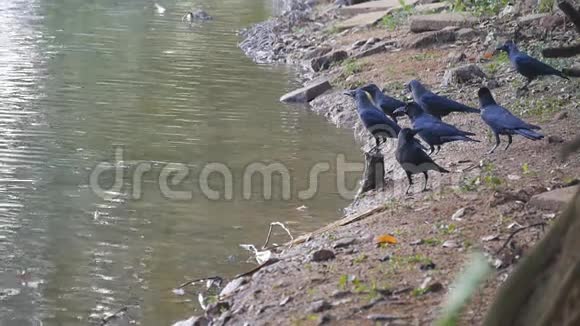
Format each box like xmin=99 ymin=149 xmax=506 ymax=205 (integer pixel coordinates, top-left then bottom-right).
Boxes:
xmin=0 ymin=0 xmax=362 ymax=325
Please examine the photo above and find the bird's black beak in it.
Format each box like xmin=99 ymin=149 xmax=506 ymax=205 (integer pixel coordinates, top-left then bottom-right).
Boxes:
xmin=343 ymin=90 xmax=356 ymax=98
xmin=393 ymin=106 xmax=406 ymax=116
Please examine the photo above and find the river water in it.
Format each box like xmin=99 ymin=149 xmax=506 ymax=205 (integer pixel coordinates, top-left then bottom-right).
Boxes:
xmin=0 ymin=0 xmax=363 ymax=325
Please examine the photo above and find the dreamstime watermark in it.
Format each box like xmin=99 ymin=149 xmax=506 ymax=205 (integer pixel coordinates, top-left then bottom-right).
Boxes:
xmin=88 ymin=147 xmax=471 ymax=202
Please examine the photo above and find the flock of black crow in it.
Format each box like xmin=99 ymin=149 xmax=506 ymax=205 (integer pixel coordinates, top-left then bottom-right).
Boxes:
xmin=345 ymin=40 xmax=570 ymax=194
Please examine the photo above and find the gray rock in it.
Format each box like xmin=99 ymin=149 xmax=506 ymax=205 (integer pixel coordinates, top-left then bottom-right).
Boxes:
xmin=442 ymin=64 xmax=486 ymax=86
xmin=332 ymin=237 xmax=357 ymax=248
xmin=219 ymin=277 xmax=248 ymax=298
xmin=451 ymin=207 xmax=467 ymax=221
xmin=485 ymin=78 xmax=500 ymax=89
xmin=553 ymin=111 xmax=568 ymax=121
xmin=399 ymin=28 xmax=456 ymax=49
xmin=548 ymin=135 xmax=564 ymax=144
xmin=518 ymin=13 xmax=550 ymax=26
xmin=351 ymin=40 xmax=366 ymax=49
xmin=183 ymin=9 xmax=213 ymax=22
xmin=365 ymin=37 xmax=380 ymax=45
xmin=280 ymin=79 xmax=332 ymax=103
xmin=353 ymin=42 xmax=390 ymax=59
xmin=446 ymin=52 xmax=466 ymax=65
xmin=309 ymin=299 xmax=332 ymax=313
xmin=367 ymin=314 xmax=404 ymax=321
xmin=303 ymin=46 xmax=333 ymax=60
xmin=279 ymin=296 xmax=293 ymax=306
xmin=311 ymin=50 xmax=349 ymax=72
xmin=409 ymin=13 xmax=477 ymax=33
xmin=442 ymin=240 xmax=460 ymax=248
xmin=456 ymin=28 xmax=479 ymax=40
xmin=529 ymin=186 xmax=579 ymax=211
xmin=311 ymin=249 xmax=336 ymax=262
xmin=172 ymin=316 xmax=209 ymax=326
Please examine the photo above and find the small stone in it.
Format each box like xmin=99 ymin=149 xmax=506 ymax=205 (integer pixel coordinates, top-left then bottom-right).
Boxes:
xmin=303 ymin=46 xmax=333 ymax=60
xmin=553 ymin=111 xmax=568 ymax=121
xmin=446 ymin=52 xmax=466 ymax=65
xmin=427 ymin=282 xmax=444 ymax=293
xmin=409 ymin=13 xmax=478 ymax=33
xmin=456 ymin=28 xmax=479 ymax=40
xmin=353 ymin=42 xmax=389 ymax=59
xmin=399 ymin=29 xmax=456 ymax=49
xmin=310 ymin=50 xmax=349 ymax=72
xmin=485 ymin=78 xmax=500 ymax=89
xmin=367 ymin=314 xmax=402 ymax=321
xmin=508 ymin=174 xmax=521 ymax=181
xmin=548 ymin=135 xmax=564 ymax=144
xmin=442 ymin=64 xmax=487 ymax=86
xmin=365 ymin=37 xmax=380 ymax=45
xmin=311 ymin=249 xmax=336 ymax=262
xmin=332 ymin=237 xmax=357 ymax=249
xmin=379 ymin=254 xmax=391 ymax=262
xmin=451 ymin=207 xmax=466 ymax=221
xmin=442 ymin=240 xmax=460 ymax=248
xmin=410 ymin=239 xmax=424 ymax=246
xmin=172 ymin=316 xmax=210 ymax=326
xmin=529 ymin=186 xmax=579 ymax=211
xmin=420 ymin=261 xmax=436 ymax=271
xmin=280 ymin=78 xmax=332 ymax=103
xmin=279 ymin=296 xmax=292 ymax=306
xmin=318 ymin=314 xmax=332 ymax=325
xmin=518 ymin=13 xmax=550 ymax=26
xmin=331 ymin=290 xmax=352 ymax=299
xmin=219 ymin=277 xmax=247 ymax=298
xmin=482 ymin=234 xmax=499 ymax=242
xmin=309 ymin=300 xmax=332 ymax=313
xmin=351 ymin=40 xmax=366 ymax=49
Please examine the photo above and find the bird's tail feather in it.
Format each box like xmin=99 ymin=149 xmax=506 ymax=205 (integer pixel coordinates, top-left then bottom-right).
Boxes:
xmin=515 ymin=129 xmax=544 ymax=140
xmin=437 ymin=165 xmax=450 ymax=173
xmin=440 ymin=135 xmax=480 ymax=143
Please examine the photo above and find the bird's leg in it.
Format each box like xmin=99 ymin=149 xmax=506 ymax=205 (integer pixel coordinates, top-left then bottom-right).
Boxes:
xmin=405 ymin=171 xmax=413 ymax=194
xmin=422 ymin=172 xmax=429 ymax=192
xmin=435 ymin=146 xmax=442 ymax=155
xmin=488 ymin=133 xmax=500 ymax=154
xmin=504 ymin=134 xmax=513 ymax=151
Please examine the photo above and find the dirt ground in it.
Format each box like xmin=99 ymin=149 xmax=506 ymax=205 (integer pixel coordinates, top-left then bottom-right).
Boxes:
xmin=178 ymin=2 xmax=580 ymax=326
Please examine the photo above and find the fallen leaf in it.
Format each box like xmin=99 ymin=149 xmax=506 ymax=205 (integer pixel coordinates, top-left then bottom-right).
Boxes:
xmin=375 ymin=234 xmax=398 ymax=245
xmin=483 ymin=52 xmax=493 ymax=59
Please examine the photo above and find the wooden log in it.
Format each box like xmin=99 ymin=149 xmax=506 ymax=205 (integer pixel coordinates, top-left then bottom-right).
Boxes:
xmin=562 ymin=67 xmax=580 ymax=77
xmin=357 ymin=150 xmax=385 ymax=196
xmin=542 ymin=43 xmax=580 ymax=57
xmin=558 ymin=0 xmax=580 ymax=33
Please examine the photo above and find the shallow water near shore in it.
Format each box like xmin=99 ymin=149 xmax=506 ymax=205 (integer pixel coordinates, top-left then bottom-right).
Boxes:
xmin=0 ymin=0 xmax=362 ymax=324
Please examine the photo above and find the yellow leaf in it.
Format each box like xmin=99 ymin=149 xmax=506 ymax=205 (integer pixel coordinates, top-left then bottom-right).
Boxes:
xmin=375 ymin=234 xmax=397 ymax=244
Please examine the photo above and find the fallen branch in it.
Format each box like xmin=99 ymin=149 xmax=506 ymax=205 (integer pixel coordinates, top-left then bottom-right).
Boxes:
xmin=558 ymin=0 xmax=580 ymax=33
xmin=262 ymin=222 xmax=294 ymax=249
xmin=176 ymin=276 xmax=224 ymax=290
xmin=542 ymin=43 xmax=580 ymax=58
xmin=495 ymin=222 xmax=548 ymax=255
xmin=234 ymin=257 xmax=280 ymax=279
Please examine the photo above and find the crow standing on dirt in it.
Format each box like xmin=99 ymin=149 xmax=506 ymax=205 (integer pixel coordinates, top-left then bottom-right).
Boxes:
xmin=360 ymin=83 xmax=406 ymax=123
xmin=395 ymin=128 xmax=450 ymax=194
xmin=407 ymin=80 xmax=480 ymax=119
xmin=478 ymin=87 xmax=544 ymax=154
xmin=394 ymin=102 xmax=479 ymax=155
xmin=496 ymin=40 xmax=569 ymax=90
xmin=344 ymin=88 xmax=401 ymax=149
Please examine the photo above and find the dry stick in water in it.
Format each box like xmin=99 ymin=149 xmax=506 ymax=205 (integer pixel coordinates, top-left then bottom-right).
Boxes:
xmin=262 ymin=222 xmax=294 ymax=249
xmin=495 ymin=222 xmax=548 ymax=255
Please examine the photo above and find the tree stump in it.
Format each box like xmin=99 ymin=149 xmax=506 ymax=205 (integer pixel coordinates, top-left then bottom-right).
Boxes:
xmin=357 ymin=150 xmax=385 ymax=197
